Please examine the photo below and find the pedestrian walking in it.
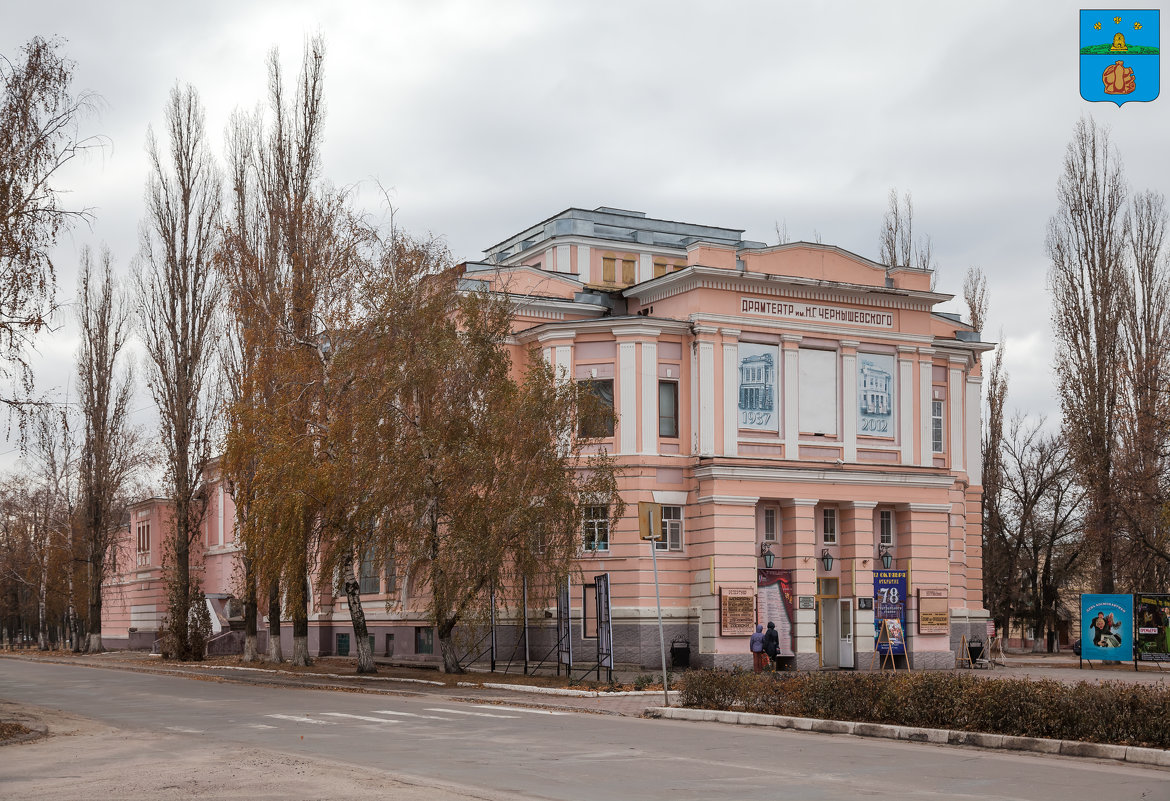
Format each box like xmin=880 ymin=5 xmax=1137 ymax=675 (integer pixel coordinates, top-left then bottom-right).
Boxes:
xmin=749 ymin=624 xmax=766 ymax=673
xmin=763 ymin=621 xmax=780 ymax=671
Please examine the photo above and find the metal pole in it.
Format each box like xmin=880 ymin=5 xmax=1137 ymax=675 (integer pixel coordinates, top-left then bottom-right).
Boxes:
xmin=651 ymin=536 xmax=669 ymax=707
xmin=522 ymin=576 xmax=529 ymax=676
xmin=490 ymin=588 xmax=497 ymax=672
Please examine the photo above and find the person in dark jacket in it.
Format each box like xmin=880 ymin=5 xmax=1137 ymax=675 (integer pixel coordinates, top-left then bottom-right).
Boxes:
xmin=762 ymin=621 xmax=780 ymax=670
xmin=749 ymin=624 xmax=766 ymax=673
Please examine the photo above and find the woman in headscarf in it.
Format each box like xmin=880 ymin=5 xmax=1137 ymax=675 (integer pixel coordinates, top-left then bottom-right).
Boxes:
xmin=763 ymin=621 xmax=780 ymax=670
xmin=749 ymin=624 xmax=766 ymax=673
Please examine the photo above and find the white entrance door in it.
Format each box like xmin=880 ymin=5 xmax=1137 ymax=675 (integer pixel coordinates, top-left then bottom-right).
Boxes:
xmin=821 ymin=600 xmax=840 ymax=668
xmin=838 ymin=598 xmax=854 ymax=669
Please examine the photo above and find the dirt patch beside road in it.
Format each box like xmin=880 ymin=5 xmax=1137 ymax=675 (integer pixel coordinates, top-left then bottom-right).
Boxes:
xmin=0 ymin=700 xmax=530 ymax=800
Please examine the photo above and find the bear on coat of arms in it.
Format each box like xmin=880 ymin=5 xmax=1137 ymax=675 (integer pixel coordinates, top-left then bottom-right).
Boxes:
xmin=1103 ymin=60 xmax=1136 ymax=94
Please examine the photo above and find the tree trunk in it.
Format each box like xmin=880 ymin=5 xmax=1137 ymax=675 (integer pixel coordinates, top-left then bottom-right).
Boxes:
xmin=340 ymin=551 xmax=376 ymax=674
xmin=173 ymin=497 xmax=192 ymax=660
xmin=291 ymin=565 xmax=310 ymax=666
xmin=242 ymin=555 xmax=258 ymax=663
xmin=37 ymin=550 xmax=48 ymax=650
xmin=85 ymin=540 xmax=104 ymax=653
xmin=267 ymin=580 xmax=283 ymax=663
xmin=437 ymin=618 xmax=462 ymax=674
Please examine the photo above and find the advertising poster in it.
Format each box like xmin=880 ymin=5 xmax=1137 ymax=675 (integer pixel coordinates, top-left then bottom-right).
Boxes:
xmin=874 ymin=569 xmax=907 ymax=655
xmin=1080 ymin=593 xmax=1133 ymax=661
xmin=720 ymin=587 xmax=756 ymax=637
xmin=757 ymin=568 xmax=795 ymax=656
xmin=1135 ymin=594 xmax=1170 ymax=663
xmin=738 ymin=343 xmax=779 ymax=432
xmin=857 ymin=353 xmax=895 ymax=437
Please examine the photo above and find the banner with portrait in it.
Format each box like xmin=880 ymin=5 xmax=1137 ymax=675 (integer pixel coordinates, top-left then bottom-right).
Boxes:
xmin=1080 ymin=593 xmax=1133 ymax=661
xmin=737 ymin=343 xmax=779 ymax=432
xmin=857 ymin=353 xmax=895 ymax=437
xmin=1135 ymin=594 xmax=1170 ymax=663
xmin=757 ymin=568 xmax=795 ymax=656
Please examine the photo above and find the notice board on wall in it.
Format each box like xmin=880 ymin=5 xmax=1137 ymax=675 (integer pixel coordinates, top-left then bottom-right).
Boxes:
xmin=918 ymin=588 xmax=950 ymax=634
xmin=720 ymin=587 xmax=756 ymax=636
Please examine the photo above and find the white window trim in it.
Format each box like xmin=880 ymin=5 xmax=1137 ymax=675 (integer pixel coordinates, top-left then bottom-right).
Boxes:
xmin=655 ymin=505 xmax=684 ymax=552
xmin=879 ymin=510 xmax=894 ymax=547
xmin=822 ymin=507 xmax=837 ymax=545
xmin=583 ymin=506 xmax=610 ymax=553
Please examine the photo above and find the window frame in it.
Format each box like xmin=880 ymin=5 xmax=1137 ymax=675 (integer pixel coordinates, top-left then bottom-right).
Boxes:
xmin=359 ymin=548 xmax=380 ymax=595
xmin=582 ymin=505 xmax=610 ymax=552
xmin=655 ymin=505 xmax=684 ymax=552
xmin=879 ymin=510 xmax=894 ymax=547
xmin=658 ymin=379 xmax=679 ymax=439
xmin=136 ymin=522 xmax=151 ymax=567
xmin=579 ymin=378 xmax=615 ymax=438
xmin=931 ymin=398 xmax=945 ymax=453
xmin=415 ymin=626 xmax=434 ymax=655
xmin=822 ymin=507 xmax=838 ymax=545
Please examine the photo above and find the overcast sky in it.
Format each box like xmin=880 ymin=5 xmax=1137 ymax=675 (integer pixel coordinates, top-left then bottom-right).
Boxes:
xmin=4 ymin=1 xmax=1170 ymax=474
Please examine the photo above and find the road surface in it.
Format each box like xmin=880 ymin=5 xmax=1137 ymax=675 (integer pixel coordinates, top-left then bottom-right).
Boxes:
xmin=1 ymin=659 xmax=1166 ymax=800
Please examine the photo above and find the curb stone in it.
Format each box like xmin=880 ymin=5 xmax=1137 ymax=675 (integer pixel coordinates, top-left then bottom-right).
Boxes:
xmin=645 ymin=707 xmax=1169 ymax=767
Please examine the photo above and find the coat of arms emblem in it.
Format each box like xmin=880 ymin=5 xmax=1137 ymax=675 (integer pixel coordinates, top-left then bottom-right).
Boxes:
xmin=1081 ymin=10 xmax=1160 ymax=105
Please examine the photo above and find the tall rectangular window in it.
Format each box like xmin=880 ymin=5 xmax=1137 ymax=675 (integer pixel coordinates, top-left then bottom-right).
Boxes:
xmin=658 ymin=380 xmax=678 ymax=438
xmin=621 ymin=259 xmax=636 ymax=284
xmin=763 ymin=508 xmax=777 ymax=542
xmin=385 ymin=557 xmax=397 ymax=593
xmin=359 ymin=548 xmax=380 ymax=594
xmin=879 ymin=510 xmax=894 ymax=546
xmin=136 ymin=523 xmax=151 ymax=567
xmin=580 ymin=379 xmax=615 ymax=437
xmin=822 ymin=508 xmax=837 ymax=545
xmin=931 ymin=399 xmax=945 ymax=453
xmin=602 ymin=257 xmax=616 ymax=283
xmin=656 ymin=506 xmax=683 ymax=551
xmin=798 ymin=348 xmax=838 ymax=435
xmin=583 ymin=505 xmax=609 ymax=552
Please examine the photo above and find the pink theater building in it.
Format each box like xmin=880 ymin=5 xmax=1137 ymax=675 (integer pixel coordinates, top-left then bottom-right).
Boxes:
xmin=103 ymin=206 xmax=990 ymax=670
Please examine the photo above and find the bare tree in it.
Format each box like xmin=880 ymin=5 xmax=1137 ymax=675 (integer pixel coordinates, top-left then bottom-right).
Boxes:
xmin=136 ymin=84 xmax=221 ymax=660
xmin=878 ymin=188 xmax=938 ymax=289
xmin=0 ymin=37 xmax=101 ymax=425
xmin=1116 ymin=189 xmax=1170 ymax=585
xmin=981 ymin=341 xmax=1012 ymax=632
xmin=76 ymin=246 xmax=137 ymax=652
xmin=1046 ymin=117 xmax=1128 ymax=594
xmin=963 ymin=267 xmax=989 ymax=332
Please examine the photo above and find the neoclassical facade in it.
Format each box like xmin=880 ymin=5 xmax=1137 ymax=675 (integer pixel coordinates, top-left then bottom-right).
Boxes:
xmin=102 ymin=206 xmax=989 ymax=670
xmin=473 ymin=206 xmax=991 ymax=670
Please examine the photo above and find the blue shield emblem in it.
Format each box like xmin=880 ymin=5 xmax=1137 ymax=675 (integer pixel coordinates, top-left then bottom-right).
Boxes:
xmin=1080 ymin=10 xmax=1160 ymax=105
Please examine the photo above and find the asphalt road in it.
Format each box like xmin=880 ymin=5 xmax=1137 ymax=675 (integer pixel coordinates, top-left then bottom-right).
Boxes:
xmin=1 ymin=659 xmax=1167 ymax=801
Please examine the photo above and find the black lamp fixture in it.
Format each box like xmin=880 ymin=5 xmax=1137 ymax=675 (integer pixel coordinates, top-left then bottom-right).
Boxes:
xmin=879 ymin=545 xmax=893 ymax=570
xmin=820 ymin=548 xmax=834 ymax=572
xmin=759 ymin=541 xmax=775 ymax=569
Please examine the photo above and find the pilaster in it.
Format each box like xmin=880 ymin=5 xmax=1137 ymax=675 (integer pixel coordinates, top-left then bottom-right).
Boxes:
xmin=782 ymin=335 xmax=801 ymax=459
xmin=898 ymin=346 xmax=916 ymax=464
xmin=721 ymin=329 xmax=740 ymax=457
xmin=841 ymin=341 xmax=858 ymax=463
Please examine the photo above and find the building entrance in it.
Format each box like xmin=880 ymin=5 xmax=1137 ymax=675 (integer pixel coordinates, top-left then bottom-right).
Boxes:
xmin=816 ymin=578 xmax=839 ymax=668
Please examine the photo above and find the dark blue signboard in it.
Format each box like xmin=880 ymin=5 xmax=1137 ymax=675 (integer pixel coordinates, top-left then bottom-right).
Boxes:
xmin=874 ymin=569 xmax=908 ymax=655
xmin=1081 ymin=594 xmax=1133 ymax=662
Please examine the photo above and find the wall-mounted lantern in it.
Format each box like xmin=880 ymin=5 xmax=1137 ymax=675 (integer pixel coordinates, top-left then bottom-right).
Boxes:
xmin=820 ymin=548 xmax=834 ymax=572
xmin=879 ymin=545 xmax=893 ymax=570
xmin=759 ymin=541 xmax=775 ymax=569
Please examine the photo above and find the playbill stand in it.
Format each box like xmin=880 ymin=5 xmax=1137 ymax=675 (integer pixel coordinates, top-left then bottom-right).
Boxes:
xmin=870 ymin=618 xmax=909 ymax=671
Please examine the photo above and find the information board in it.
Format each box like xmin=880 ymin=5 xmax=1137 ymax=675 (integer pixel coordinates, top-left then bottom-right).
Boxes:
xmin=720 ymin=587 xmax=756 ymax=636
xmin=1080 ymin=593 xmax=1133 ymax=662
xmin=1135 ymin=594 xmax=1170 ymax=663
xmin=917 ymin=587 xmax=950 ymax=634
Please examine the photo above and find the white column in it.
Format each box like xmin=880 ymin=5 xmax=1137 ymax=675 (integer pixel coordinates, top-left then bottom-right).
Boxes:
xmin=639 ymin=253 xmax=653 ymax=283
xmin=690 ymin=340 xmax=699 ymax=453
xmin=576 ymin=244 xmax=591 ymax=282
xmin=556 ymin=244 xmax=571 ymax=274
xmin=919 ymin=349 xmax=934 ymax=466
xmin=218 ymin=484 xmax=225 ymax=546
xmin=619 ymin=341 xmax=638 ymax=454
xmin=641 ymin=341 xmax=658 ymax=455
xmin=966 ymin=375 xmax=983 ymax=485
xmin=554 ymin=345 xmax=572 ymax=383
xmin=698 ymin=338 xmax=715 ymax=456
xmin=841 ymin=343 xmax=858 ymax=463
xmin=949 ymin=357 xmax=965 ymax=473
xmin=722 ymin=335 xmax=738 ymax=457
xmin=782 ymin=336 xmax=800 ymax=459
xmin=898 ymin=347 xmax=915 ymax=464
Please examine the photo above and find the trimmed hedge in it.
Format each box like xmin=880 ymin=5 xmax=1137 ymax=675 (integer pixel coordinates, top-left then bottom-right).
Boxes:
xmin=677 ymin=669 xmax=1170 ymax=748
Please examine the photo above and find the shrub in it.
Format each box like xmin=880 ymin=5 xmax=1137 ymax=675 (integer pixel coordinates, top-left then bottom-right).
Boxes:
xmin=677 ymin=669 xmax=1170 ymax=748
